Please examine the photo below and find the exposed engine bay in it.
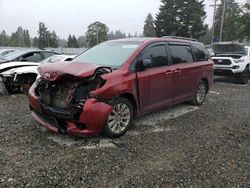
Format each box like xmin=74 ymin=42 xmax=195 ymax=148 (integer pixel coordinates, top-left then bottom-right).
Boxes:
xmin=35 ymin=67 xmax=113 ymax=121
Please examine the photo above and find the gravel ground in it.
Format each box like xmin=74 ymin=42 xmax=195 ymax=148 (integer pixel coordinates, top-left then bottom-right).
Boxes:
xmin=0 ymin=77 xmax=249 ymax=187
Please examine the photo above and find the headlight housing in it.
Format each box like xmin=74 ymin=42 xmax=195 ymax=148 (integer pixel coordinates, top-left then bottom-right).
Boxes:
xmin=234 ymin=59 xmax=244 ymax=63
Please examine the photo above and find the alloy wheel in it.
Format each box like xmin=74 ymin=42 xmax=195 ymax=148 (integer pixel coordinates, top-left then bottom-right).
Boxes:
xmin=107 ymin=103 xmax=131 ymax=134
xmin=196 ymin=83 xmax=206 ymax=104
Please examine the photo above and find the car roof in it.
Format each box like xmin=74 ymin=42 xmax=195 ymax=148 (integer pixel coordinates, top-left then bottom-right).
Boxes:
xmin=212 ymin=42 xmax=243 ymax=46
xmin=109 ymin=37 xmax=201 ymax=44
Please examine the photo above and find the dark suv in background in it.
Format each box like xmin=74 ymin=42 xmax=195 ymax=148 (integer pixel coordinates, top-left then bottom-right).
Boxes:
xmin=29 ymin=37 xmax=213 ymax=138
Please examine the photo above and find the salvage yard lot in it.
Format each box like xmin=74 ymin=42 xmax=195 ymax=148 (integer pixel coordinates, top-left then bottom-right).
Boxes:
xmin=0 ymin=77 xmax=249 ymax=187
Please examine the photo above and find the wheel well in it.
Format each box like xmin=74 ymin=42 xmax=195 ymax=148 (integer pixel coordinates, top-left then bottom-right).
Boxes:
xmin=19 ymin=73 xmax=37 ymax=83
xmin=201 ymin=78 xmax=209 ymax=93
xmin=119 ymin=93 xmax=138 ymax=116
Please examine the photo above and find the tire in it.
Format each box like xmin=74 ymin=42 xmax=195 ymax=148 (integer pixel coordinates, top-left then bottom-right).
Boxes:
xmin=236 ymin=66 xmax=250 ymax=85
xmin=102 ymin=97 xmax=134 ymax=138
xmin=19 ymin=74 xmax=37 ymax=94
xmin=191 ymin=80 xmax=207 ymax=106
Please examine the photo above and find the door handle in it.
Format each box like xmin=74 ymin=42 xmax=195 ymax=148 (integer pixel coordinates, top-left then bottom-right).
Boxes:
xmin=165 ymin=70 xmax=173 ymax=76
xmin=174 ymin=69 xmax=182 ymax=74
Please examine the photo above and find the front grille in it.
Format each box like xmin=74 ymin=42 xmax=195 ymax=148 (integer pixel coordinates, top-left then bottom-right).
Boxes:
xmin=213 ymin=59 xmax=232 ymax=65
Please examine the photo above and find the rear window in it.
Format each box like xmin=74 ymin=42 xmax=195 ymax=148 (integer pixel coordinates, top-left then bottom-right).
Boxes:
xmin=192 ymin=43 xmax=209 ymax=61
xmin=169 ymin=45 xmax=193 ymax=64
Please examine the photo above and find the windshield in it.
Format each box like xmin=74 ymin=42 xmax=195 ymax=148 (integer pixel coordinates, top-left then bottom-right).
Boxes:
xmin=212 ymin=43 xmax=247 ymax=55
xmin=74 ymin=41 xmax=142 ymax=67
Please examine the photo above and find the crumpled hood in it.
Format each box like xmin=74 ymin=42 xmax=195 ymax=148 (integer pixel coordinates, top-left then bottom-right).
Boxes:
xmin=38 ymin=61 xmax=101 ymax=81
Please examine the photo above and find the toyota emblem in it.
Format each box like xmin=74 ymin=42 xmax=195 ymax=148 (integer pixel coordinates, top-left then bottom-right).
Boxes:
xmin=44 ymin=72 xmax=51 ymax=80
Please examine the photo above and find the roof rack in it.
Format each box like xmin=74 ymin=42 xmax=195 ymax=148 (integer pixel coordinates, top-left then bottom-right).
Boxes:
xmin=162 ymin=36 xmax=197 ymax=42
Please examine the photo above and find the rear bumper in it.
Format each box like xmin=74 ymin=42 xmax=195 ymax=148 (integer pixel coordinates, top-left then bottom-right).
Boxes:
xmin=29 ymin=84 xmax=113 ymax=137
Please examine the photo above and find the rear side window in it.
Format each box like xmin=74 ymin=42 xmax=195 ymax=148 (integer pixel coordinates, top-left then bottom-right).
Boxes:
xmin=43 ymin=52 xmax=55 ymax=59
xmin=140 ymin=44 xmax=168 ymax=68
xmin=169 ymin=45 xmax=193 ymax=64
xmin=192 ymin=43 xmax=209 ymax=61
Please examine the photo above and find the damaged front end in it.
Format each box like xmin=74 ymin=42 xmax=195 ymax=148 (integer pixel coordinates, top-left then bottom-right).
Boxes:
xmin=30 ymin=67 xmax=113 ymax=137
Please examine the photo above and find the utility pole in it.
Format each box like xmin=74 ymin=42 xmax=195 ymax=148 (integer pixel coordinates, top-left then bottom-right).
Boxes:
xmin=220 ymin=0 xmax=226 ymax=42
xmin=210 ymin=0 xmax=218 ymax=44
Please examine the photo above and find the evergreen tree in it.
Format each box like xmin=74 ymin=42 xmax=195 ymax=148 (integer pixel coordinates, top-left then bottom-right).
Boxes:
xmin=72 ymin=35 xmax=79 ymax=48
xmin=155 ymin=0 xmax=207 ymax=39
xmin=67 ymin=35 xmax=73 ymax=47
xmin=49 ymin=30 xmax=59 ymax=48
xmin=78 ymin=35 xmax=88 ymax=48
xmin=143 ymin=14 xmax=156 ymax=37
xmin=23 ymin=30 xmax=31 ymax=47
xmin=0 ymin=30 xmax=10 ymax=46
xmin=238 ymin=3 xmax=250 ymax=39
xmin=38 ymin=22 xmax=48 ymax=48
xmin=8 ymin=27 xmax=26 ymax=47
xmin=214 ymin=0 xmax=241 ymax=41
xmin=86 ymin=21 xmax=109 ymax=47
xmin=32 ymin=37 xmax=39 ymax=47
xmin=108 ymin=30 xmax=126 ymax=40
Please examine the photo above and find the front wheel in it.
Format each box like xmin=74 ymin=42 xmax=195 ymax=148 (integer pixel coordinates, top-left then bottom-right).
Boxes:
xmin=236 ymin=67 xmax=250 ymax=85
xmin=191 ymin=80 xmax=207 ymax=106
xmin=102 ymin=98 xmax=134 ymax=138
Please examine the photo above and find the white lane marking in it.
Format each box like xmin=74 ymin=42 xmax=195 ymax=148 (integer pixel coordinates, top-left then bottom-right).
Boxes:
xmin=209 ymin=91 xmax=220 ymax=95
xmin=134 ymin=104 xmax=199 ymax=127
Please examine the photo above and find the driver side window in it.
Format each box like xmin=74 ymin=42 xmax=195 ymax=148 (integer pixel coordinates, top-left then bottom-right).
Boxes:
xmin=20 ymin=52 xmax=42 ymax=62
xmin=140 ymin=44 xmax=169 ymax=69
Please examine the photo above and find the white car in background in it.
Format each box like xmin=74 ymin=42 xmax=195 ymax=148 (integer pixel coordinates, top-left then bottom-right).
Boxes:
xmin=0 ymin=49 xmax=19 ymax=58
xmin=0 ymin=55 xmax=75 ymax=95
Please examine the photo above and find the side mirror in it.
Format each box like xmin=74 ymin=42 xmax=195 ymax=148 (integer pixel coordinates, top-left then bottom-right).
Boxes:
xmin=142 ymin=59 xmax=152 ymax=68
xmin=135 ymin=59 xmax=152 ymax=72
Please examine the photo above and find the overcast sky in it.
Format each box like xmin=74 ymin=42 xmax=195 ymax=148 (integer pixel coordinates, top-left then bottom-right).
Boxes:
xmin=0 ymin=0 xmax=247 ymax=39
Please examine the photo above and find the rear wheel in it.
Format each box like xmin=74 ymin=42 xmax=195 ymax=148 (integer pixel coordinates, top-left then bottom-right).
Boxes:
xmin=102 ymin=98 xmax=133 ymax=138
xmin=236 ymin=66 xmax=250 ymax=85
xmin=191 ymin=80 xmax=207 ymax=106
xmin=19 ymin=74 xmax=37 ymax=94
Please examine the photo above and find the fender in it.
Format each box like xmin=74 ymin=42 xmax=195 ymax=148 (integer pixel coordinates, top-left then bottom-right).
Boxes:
xmin=0 ymin=62 xmax=39 ymax=74
xmin=1 ymin=66 xmax=38 ymax=76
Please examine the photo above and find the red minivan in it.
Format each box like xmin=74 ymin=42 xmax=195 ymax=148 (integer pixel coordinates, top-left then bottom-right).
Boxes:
xmin=28 ymin=37 xmax=213 ymax=138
